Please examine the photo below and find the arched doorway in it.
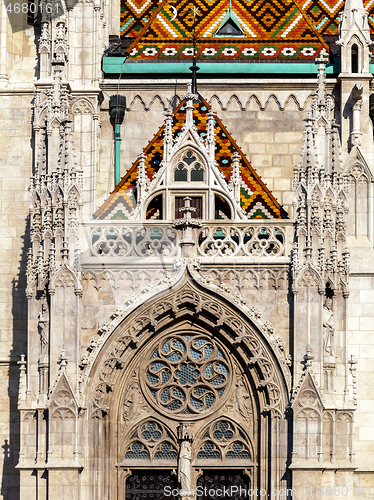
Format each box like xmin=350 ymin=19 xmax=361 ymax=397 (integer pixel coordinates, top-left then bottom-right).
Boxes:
xmin=83 ymin=279 xmax=290 ymax=500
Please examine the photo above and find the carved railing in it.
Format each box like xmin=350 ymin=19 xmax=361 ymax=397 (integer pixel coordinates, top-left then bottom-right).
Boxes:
xmin=90 ymin=225 xmax=179 ymax=258
xmin=197 ymin=225 xmax=286 ymax=257
xmin=82 ymin=221 xmax=292 ymax=265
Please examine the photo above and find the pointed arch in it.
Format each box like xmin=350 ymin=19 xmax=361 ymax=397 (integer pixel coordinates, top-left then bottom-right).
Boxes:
xmin=194 ymin=416 xmax=254 ymax=462
xmin=120 ymin=416 xmax=178 ymax=464
xmin=83 ymin=278 xmax=290 ymax=416
xmin=71 ymin=97 xmax=94 ymax=115
xmin=81 ymin=277 xmax=290 ymax=499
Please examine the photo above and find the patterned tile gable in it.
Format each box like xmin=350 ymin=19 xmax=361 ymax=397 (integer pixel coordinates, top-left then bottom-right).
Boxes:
xmin=93 ymin=100 xmax=288 ymax=220
xmin=120 ymin=0 xmax=374 ymax=60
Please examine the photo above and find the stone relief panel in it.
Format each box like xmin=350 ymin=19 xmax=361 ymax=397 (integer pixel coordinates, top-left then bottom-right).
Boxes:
xmin=122 ymin=373 xmax=150 ymax=430
xmin=197 ymin=268 xmax=288 ymax=293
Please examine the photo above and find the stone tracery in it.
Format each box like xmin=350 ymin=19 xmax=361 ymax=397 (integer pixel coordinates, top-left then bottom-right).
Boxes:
xmin=143 ymin=333 xmax=231 ymax=416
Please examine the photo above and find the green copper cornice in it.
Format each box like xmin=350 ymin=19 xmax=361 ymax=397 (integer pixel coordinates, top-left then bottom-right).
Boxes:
xmin=103 ymin=58 xmax=340 ymax=76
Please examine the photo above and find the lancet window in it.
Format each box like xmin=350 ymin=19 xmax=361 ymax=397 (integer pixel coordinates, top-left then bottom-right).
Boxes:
xmin=124 ymin=420 xmax=178 ymax=461
xmin=196 ymin=420 xmax=252 ymax=461
xmin=174 ymin=151 xmax=205 ymax=182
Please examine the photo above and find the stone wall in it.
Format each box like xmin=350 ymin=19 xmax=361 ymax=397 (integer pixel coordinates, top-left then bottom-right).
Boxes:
xmin=0 ymin=91 xmax=33 ymax=498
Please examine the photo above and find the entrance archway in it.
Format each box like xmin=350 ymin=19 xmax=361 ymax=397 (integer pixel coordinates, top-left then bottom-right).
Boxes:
xmin=83 ymin=278 xmax=290 ymax=500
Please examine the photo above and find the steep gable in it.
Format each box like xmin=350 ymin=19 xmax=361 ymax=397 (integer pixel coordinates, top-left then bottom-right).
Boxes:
xmin=93 ymin=99 xmax=288 ymax=220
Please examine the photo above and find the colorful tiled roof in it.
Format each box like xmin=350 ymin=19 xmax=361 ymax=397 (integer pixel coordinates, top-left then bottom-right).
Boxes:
xmin=94 ymin=100 xmax=288 ymax=220
xmin=120 ymin=0 xmax=374 ymax=60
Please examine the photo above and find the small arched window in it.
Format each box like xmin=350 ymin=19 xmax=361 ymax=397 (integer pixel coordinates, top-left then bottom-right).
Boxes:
xmin=351 ymin=44 xmax=358 ymax=73
xmin=215 ymin=194 xmax=232 ymax=219
xmin=191 ymin=163 xmax=204 ymax=181
xmin=173 ymin=150 xmax=205 ymax=182
xmin=174 ymin=164 xmax=188 ymax=181
xmin=146 ymin=195 xmax=163 ymax=220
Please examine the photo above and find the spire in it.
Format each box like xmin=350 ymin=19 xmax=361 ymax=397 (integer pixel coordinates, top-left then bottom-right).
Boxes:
xmin=189 ymin=7 xmax=200 ymax=96
xmin=300 ymin=113 xmax=318 ymax=185
xmin=206 ymin=110 xmax=215 ymax=160
xmin=164 ymin=110 xmax=173 ymax=162
xmin=230 ymin=152 xmax=241 ymax=206
xmin=339 ymin=0 xmax=371 ymax=40
xmin=338 ymin=0 xmax=372 ymax=72
xmin=137 ymin=152 xmax=148 ymax=203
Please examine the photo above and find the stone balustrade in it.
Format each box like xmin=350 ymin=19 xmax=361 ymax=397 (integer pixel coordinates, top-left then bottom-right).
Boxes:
xmin=82 ymin=221 xmax=293 ymax=266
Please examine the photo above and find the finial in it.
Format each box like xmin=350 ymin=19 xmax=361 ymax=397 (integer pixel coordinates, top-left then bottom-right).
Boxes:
xmin=231 ymin=152 xmax=241 ymax=184
xmin=189 ymin=6 xmax=200 ymax=97
xmin=304 ymin=348 xmax=314 ymax=370
xmin=58 ymin=350 xmax=68 ymax=370
xmin=179 ymin=197 xmax=195 ymax=220
xmin=61 ymin=239 xmax=69 ymax=262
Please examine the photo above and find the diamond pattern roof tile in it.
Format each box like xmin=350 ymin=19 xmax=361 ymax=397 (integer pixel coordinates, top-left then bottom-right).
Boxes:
xmin=120 ymin=0 xmax=374 ymax=60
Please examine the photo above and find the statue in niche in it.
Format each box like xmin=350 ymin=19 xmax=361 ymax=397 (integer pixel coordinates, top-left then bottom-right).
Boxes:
xmin=234 ymin=378 xmax=253 ymax=422
xmin=178 ymin=440 xmax=192 ymax=495
xmin=323 ymin=298 xmax=335 ymax=355
xmin=122 ymin=378 xmax=147 ymax=426
xmin=38 ymin=297 xmax=49 ymax=356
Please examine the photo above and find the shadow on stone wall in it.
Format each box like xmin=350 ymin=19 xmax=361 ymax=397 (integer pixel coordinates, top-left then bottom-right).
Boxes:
xmin=1 ymin=216 xmax=30 ymax=499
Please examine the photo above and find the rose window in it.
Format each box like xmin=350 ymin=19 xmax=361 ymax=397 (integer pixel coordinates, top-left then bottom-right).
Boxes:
xmin=143 ymin=334 xmax=231 ymax=417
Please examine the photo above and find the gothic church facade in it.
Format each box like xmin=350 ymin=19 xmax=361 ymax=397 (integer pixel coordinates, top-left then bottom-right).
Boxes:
xmin=0 ymin=0 xmax=374 ymax=498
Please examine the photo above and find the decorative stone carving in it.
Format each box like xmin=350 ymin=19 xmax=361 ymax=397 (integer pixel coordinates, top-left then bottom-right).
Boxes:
xmin=292 ymin=62 xmax=349 ymax=296
xmin=197 ymin=225 xmax=286 ymax=257
xmin=177 ymin=423 xmax=194 ymax=442
xmin=122 ymin=419 xmax=178 ymax=461
xmin=196 ymin=419 xmax=252 ymax=461
xmin=90 ymin=225 xmax=179 ymax=258
xmin=196 ymin=268 xmax=287 ymax=292
xmin=89 ymin=281 xmax=289 ymax=421
xmin=323 ymin=298 xmax=335 ymax=355
xmin=38 ymin=296 xmax=49 ymax=356
xmin=122 ymin=376 xmax=148 ymax=427
xmin=142 ymin=333 xmax=231 ymax=417
xmin=48 ymin=372 xmax=78 ymax=420
xmin=234 ymin=377 xmax=253 ymax=423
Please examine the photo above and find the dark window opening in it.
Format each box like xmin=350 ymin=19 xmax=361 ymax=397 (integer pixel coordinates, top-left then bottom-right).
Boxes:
xmin=215 ymin=195 xmax=231 ymax=219
xmin=175 ymin=197 xmax=202 ymax=219
xmin=216 ymin=19 xmax=244 ymax=36
xmin=351 ymin=45 xmax=358 ymax=73
xmin=174 ymin=164 xmax=188 ymax=182
xmin=146 ymin=195 xmax=163 ymax=220
xmin=197 ymin=471 xmax=249 ymax=500
xmin=126 ymin=471 xmax=177 ymax=500
xmin=191 ymin=164 xmax=204 ymax=182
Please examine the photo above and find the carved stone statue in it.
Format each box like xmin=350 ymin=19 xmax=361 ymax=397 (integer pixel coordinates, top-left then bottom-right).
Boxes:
xmin=123 ymin=381 xmax=142 ymax=422
xmin=235 ymin=378 xmax=252 ymax=422
xmin=323 ymin=298 xmax=335 ymax=355
xmin=178 ymin=440 xmax=192 ymax=495
xmin=38 ymin=298 xmax=49 ymax=355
